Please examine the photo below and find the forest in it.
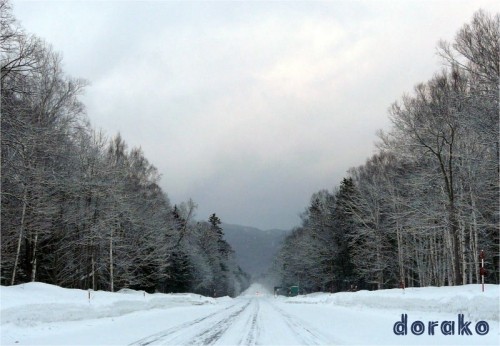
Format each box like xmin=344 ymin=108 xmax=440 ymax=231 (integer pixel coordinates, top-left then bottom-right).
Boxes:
xmin=1 ymin=1 xmax=498 ymax=296
xmin=272 ymin=10 xmax=499 ymax=292
xmin=0 ymin=0 xmax=250 ymax=296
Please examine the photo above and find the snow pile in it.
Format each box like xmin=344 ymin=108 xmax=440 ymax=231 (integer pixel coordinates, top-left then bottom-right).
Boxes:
xmin=284 ymin=284 xmax=499 ymax=321
xmin=1 ymin=282 xmax=216 ymax=327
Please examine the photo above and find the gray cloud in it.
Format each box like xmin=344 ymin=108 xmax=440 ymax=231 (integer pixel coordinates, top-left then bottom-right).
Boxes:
xmin=12 ymin=0 xmax=499 ymax=229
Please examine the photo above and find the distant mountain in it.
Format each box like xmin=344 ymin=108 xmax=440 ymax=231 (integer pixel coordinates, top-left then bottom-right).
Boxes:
xmin=221 ymin=223 xmax=289 ymax=279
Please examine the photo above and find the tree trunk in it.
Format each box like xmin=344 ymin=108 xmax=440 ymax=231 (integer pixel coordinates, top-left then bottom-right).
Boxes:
xmin=11 ymin=186 xmax=27 ymax=285
xmin=469 ymin=188 xmax=480 ymax=284
xmin=396 ymin=227 xmax=405 ymax=285
xmin=91 ymin=249 xmax=96 ymax=291
xmin=444 ymin=227 xmax=455 ymax=285
xmin=30 ymin=229 xmax=38 ymax=282
xmin=109 ymin=227 xmax=114 ymax=292
xmin=450 ymin=206 xmax=462 ymax=285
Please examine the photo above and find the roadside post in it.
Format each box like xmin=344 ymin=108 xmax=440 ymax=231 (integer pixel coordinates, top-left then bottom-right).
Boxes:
xmin=479 ymin=250 xmax=486 ymax=292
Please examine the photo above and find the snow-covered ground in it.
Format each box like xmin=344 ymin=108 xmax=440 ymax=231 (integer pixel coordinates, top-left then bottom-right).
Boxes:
xmin=1 ymin=282 xmax=498 ymax=345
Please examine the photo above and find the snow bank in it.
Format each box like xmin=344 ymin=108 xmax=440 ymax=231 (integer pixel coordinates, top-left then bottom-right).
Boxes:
xmin=0 ymin=282 xmax=216 ymax=327
xmin=283 ymin=284 xmax=500 ymax=322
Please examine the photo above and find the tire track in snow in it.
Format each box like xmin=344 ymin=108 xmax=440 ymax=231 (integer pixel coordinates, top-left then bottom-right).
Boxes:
xmin=187 ymin=300 xmax=251 ymax=345
xmin=268 ymin=302 xmax=332 ymax=345
xmin=237 ymin=298 xmax=260 ymax=346
xmin=129 ymin=300 xmax=250 ymax=346
xmin=130 ymin=296 xmax=336 ymax=345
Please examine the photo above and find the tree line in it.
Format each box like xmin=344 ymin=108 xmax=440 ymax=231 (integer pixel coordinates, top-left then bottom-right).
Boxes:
xmin=272 ymin=10 xmax=499 ymax=292
xmin=0 ymin=0 xmax=249 ymax=296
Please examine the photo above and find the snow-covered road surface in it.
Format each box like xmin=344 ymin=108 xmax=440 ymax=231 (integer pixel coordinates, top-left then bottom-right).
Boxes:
xmin=1 ymin=282 xmax=498 ymax=345
xmin=129 ymin=295 xmax=338 ymax=346
xmin=130 ymin=299 xmax=258 ymax=345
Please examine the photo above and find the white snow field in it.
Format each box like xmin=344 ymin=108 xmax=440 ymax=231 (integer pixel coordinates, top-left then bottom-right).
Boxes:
xmin=1 ymin=282 xmax=498 ymax=345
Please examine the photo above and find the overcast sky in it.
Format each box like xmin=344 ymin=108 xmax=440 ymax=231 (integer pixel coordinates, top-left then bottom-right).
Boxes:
xmin=12 ymin=0 xmax=499 ymax=230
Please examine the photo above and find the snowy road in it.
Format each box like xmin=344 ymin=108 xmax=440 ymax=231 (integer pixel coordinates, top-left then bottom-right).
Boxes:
xmin=1 ymin=282 xmax=498 ymax=345
xmin=129 ymin=295 xmax=335 ymax=346
xmin=130 ymin=299 xmax=257 ymax=345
